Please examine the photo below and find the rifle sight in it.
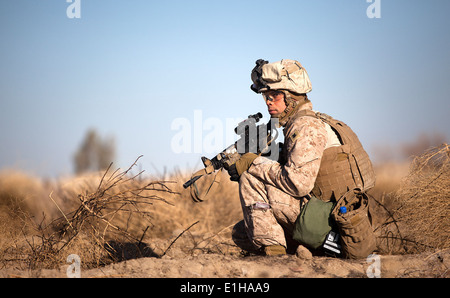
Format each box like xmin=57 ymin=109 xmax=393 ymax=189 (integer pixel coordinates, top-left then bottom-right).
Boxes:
xmin=234 ymin=112 xmax=263 ymax=134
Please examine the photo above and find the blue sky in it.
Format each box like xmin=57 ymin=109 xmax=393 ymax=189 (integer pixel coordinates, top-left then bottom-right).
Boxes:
xmin=1 ymin=0 xmax=449 ymax=177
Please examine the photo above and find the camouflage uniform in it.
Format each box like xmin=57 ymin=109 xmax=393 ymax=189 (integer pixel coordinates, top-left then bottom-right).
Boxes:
xmin=232 ymin=105 xmax=340 ymax=251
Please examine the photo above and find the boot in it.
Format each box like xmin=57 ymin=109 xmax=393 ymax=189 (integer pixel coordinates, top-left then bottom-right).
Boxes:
xmin=264 ymin=245 xmax=286 ymax=256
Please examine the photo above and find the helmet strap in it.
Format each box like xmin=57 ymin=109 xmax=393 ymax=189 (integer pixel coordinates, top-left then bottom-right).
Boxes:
xmin=277 ymin=92 xmax=310 ymax=127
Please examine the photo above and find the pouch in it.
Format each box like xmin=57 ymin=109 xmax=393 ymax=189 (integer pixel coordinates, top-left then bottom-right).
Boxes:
xmin=292 ymin=196 xmax=335 ymax=250
xmin=331 ymin=189 xmax=377 ymax=259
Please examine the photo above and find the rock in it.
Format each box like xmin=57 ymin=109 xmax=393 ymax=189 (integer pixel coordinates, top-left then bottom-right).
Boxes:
xmin=295 ymin=245 xmax=313 ymax=260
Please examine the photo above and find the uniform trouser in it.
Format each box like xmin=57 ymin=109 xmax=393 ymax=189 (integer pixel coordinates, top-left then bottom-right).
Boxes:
xmin=232 ymin=171 xmax=306 ymax=252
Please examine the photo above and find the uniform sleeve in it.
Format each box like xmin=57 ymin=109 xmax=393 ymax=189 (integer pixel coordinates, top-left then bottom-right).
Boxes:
xmin=246 ymin=116 xmax=328 ymax=198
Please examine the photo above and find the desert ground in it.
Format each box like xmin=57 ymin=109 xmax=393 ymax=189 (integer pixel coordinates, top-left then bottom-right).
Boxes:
xmin=1 ymin=237 xmax=448 ymax=278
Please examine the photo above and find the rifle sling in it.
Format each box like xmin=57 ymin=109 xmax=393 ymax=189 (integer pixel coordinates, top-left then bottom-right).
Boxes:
xmin=189 ymin=164 xmax=222 ymax=202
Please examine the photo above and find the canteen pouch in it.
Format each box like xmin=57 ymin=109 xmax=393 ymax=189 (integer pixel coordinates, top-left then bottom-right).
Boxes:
xmin=332 ymin=189 xmax=377 ymax=259
xmin=293 ymin=196 xmax=335 ymax=250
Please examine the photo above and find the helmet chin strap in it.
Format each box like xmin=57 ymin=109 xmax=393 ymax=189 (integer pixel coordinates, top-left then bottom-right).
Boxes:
xmin=276 ymin=91 xmax=309 ymax=127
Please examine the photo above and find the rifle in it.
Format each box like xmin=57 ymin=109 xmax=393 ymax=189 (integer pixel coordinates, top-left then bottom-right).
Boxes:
xmin=183 ymin=112 xmax=279 ymax=202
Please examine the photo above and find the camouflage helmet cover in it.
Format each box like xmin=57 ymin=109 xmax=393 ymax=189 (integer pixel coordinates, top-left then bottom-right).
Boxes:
xmin=251 ymin=59 xmax=312 ymax=94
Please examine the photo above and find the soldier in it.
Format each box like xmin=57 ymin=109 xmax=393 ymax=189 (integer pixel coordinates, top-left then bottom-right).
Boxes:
xmin=228 ymin=59 xmax=375 ymax=256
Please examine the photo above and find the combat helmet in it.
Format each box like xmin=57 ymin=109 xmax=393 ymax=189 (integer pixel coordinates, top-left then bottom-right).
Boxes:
xmin=251 ymin=59 xmax=313 ymax=126
xmin=251 ymin=59 xmax=312 ymax=94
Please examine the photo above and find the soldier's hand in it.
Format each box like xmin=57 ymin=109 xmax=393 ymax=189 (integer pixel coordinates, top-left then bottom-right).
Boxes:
xmin=226 ymin=153 xmax=258 ymax=181
xmin=227 ymin=164 xmax=240 ymax=181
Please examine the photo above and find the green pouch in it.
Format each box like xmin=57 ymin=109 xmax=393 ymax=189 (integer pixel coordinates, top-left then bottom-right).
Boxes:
xmin=292 ymin=196 xmax=335 ymax=249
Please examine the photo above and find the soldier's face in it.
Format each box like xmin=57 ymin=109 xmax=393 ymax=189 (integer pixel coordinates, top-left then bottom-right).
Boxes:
xmin=262 ymin=91 xmax=286 ymax=118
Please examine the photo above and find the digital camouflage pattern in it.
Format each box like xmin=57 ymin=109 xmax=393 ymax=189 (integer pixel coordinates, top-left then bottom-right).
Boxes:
xmin=233 ymin=106 xmax=340 ymax=250
xmin=251 ymin=59 xmax=312 ymax=95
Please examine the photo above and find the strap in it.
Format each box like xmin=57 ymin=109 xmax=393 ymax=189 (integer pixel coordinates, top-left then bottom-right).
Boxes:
xmin=189 ymin=165 xmax=222 ymax=203
xmin=282 ymin=62 xmax=302 ymax=77
xmin=348 ymin=153 xmax=363 ymax=189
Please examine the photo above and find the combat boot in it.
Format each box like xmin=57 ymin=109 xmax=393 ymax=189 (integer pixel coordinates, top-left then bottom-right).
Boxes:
xmin=264 ymin=245 xmax=286 ymax=256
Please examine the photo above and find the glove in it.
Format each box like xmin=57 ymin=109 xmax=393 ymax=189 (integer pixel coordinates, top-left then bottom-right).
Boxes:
xmin=227 ymin=164 xmax=240 ymax=182
xmin=227 ymin=153 xmax=258 ymax=181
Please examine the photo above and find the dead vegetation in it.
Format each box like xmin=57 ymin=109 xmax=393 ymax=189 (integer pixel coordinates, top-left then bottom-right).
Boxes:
xmin=55 ymin=155 xmax=176 ymax=260
xmin=0 ymin=156 xmax=180 ymax=269
xmin=366 ymin=143 xmax=450 ymax=256
xmin=393 ymin=143 xmax=450 ymax=253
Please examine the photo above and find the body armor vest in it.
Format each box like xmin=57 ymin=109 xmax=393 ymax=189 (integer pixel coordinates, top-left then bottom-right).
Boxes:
xmin=292 ymin=110 xmax=376 ymax=202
